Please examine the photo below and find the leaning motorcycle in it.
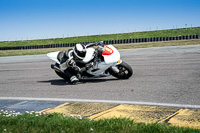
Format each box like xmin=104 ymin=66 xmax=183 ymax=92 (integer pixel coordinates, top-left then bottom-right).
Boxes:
xmin=47 ymin=42 xmax=133 ymax=83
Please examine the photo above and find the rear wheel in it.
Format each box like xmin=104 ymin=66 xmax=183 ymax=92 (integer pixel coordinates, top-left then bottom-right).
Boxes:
xmin=54 ymin=63 xmax=69 ymax=81
xmin=109 ymin=62 xmax=133 ymax=79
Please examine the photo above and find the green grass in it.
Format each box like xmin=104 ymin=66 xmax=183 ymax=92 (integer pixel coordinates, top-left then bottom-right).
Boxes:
xmin=0 ymin=112 xmax=199 ymax=133
xmin=0 ymin=27 xmax=200 ymax=47
xmin=0 ymin=39 xmax=200 ymax=57
xmin=0 ymin=47 xmax=71 ymax=57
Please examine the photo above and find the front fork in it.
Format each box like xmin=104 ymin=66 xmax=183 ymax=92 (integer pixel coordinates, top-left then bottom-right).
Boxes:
xmin=111 ymin=59 xmax=122 ymax=73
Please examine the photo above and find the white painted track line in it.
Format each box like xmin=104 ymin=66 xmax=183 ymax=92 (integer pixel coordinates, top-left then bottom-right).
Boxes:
xmin=1 ymin=97 xmax=200 ymax=109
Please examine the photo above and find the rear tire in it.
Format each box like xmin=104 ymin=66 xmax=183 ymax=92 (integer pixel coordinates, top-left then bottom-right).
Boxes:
xmin=54 ymin=63 xmax=69 ymax=81
xmin=109 ymin=62 xmax=133 ymax=79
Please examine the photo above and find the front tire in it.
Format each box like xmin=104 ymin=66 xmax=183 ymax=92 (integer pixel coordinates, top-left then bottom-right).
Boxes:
xmin=109 ymin=62 xmax=133 ymax=79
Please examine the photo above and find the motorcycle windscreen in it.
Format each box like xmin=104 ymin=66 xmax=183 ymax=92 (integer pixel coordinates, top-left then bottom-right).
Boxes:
xmin=102 ymin=45 xmax=120 ymax=64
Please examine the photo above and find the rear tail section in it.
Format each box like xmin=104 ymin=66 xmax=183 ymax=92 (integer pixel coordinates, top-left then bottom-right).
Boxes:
xmin=47 ymin=51 xmax=60 ymax=64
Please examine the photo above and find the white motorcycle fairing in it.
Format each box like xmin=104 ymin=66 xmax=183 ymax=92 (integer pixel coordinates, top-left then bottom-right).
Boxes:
xmin=47 ymin=51 xmax=60 ymax=64
xmin=86 ymin=45 xmax=121 ymax=77
xmin=103 ymin=45 xmax=120 ymax=64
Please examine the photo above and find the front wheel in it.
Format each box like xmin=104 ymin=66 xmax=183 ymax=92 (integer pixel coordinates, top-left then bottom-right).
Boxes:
xmin=109 ymin=62 xmax=133 ymax=79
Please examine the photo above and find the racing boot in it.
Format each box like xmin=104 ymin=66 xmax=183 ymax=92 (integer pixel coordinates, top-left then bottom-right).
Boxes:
xmin=70 ymin=75 xmax=79 ymax=85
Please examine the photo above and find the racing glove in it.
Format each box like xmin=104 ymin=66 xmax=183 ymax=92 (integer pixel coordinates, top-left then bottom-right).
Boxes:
xmin=85 ymin=62 xmax=94 ymax=70
xmin=67 ymin=59 xmax=76 ymax=67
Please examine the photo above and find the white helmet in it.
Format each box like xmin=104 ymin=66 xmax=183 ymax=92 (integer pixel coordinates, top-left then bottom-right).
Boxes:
xmin=73 ymin=43 xmax=87 ymax=60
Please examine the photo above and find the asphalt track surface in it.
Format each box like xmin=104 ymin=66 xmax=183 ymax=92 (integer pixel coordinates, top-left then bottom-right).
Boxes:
xmin=1 ymin=45 xmax=200 ymax=111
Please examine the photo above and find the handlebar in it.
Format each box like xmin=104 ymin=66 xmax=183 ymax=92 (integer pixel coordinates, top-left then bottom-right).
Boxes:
xmin=85 ymin=41 xmax=104 ymax=48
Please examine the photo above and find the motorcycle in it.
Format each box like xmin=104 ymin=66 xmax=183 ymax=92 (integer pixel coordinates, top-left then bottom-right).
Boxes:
xmin=47 ymin=42 xmax=133 ymax=83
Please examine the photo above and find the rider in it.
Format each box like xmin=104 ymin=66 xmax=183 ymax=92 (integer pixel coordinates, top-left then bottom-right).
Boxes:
xmin=60 ymin=42 xmax=104 ymax=84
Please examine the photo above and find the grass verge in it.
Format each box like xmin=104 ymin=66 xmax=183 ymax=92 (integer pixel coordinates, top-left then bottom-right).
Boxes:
xmin=0 ymin=47 xmax=72 ymax=57
xmin=0 ymin=39 xmax=200 ymax=57
xmin=0 ymin=27 xmax=200 ymax=47
xmin=0 ymin=112 xmax=199 ymax=133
